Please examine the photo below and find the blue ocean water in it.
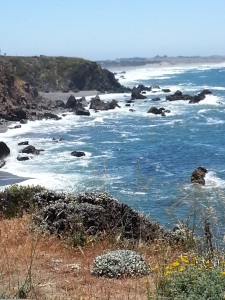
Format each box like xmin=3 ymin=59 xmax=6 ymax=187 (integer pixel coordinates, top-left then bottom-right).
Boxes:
xmin=1 ymin=62 xmax=225 ymax=244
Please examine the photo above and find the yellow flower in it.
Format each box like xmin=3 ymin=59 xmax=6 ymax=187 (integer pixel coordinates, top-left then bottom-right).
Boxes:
xmin=179 ymin=267 xmax=185 ymax=272
xmin=197 ymin=268 xmax=202 ymax=271
xmin=190 ymin=264 xmax=195 ymax=267
xmin=144 ymin=279 xmax=149 ymax=284
xmin=221 ymin=271 xmax=225 ymax=276
xmin=221 ymin=261 xmax=225 ymax=265
xmin=165 ymin=265 xmax=173 ymax=271
xmin=182 ymin=259 xmax=189 ymax=264
xmin=205 ymin=260 xmax=210 ymax=265
xmin=192 ymin=257 xmax=198 ymax=261
xmin=164 ymin=271 xmax=170 ymax=276
xmin=172 ymin=261 xmax=180 ymax=267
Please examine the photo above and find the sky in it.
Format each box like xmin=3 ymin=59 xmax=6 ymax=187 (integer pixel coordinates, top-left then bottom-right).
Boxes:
xmin=1 ymin=0 xmax=225 ymax=61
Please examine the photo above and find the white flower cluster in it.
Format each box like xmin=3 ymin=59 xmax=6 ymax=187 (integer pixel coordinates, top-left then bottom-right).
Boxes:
xmin=92 ymin=249 xmax=150 ymax=278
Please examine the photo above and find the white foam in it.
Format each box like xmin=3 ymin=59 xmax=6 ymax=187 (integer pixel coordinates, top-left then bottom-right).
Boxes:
xmin=199 ymin=94 xmax=222 ymax=105
xmin=205 ymin=171 xmax=225 ymax=188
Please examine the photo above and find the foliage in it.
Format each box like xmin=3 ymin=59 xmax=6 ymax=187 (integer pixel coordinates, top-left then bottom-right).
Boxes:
xmin=92 ymin=249 xmax=150 ymax=278
xmin=0 ymin=184 xmax=44 ymax=218
xmin=153 ymin=254 xmax=225 ymax=300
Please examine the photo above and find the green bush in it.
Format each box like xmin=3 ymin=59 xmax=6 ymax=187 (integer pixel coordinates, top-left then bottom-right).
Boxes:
xmin=155 ymin=255 xmax=225 ymax=300
xmin=0 ymin=184 xmax=43 ymax=218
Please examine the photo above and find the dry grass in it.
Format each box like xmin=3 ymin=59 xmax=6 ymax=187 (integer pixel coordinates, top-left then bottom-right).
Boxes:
xmin=0 ymin=215 xmax=183 ymax=300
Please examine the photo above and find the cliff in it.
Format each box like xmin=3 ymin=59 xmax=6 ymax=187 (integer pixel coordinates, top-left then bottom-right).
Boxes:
xmin=0 ymin=55 xmax=125 ymax=93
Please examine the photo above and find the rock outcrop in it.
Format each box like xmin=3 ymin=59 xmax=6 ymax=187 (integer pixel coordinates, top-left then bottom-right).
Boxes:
xmin=191 ymin=167 xmax=207 ymax=185
xmin=90 ymin=96 xmax=120 ymax=111
xmin=166 ymin=89 xmax=212 ymax=103
xmin=147 ymin=107 xmax=171 ymax=116
xmin=0 ymin=141 xmax=10 ymax=160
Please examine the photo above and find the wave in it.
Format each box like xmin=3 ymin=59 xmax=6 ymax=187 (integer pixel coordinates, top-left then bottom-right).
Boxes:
xmin=116 ymin=62 xmax=225 ymax=86
xmin=205 ymin=171 xmax=225 ymax=189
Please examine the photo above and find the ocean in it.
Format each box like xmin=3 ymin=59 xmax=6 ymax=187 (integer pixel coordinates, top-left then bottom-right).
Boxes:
xmin=1 ymin=62 xmax=225 ymax=245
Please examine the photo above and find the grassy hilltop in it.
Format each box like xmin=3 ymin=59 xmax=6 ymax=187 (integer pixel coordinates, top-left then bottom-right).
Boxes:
xmin=0 ymin=55 xmax=124 ymax=93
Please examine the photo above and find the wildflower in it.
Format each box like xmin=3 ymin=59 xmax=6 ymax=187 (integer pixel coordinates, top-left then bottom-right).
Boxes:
xmin=205 ymin=260 xmax=210 ymax=265
xmin=197 ymin=268 xmax=202 ymax=271
xmin=179 ymin=267 xmax=185 ymax=272
xmin=221 ymin=261 xmax=225 ymax=265
xmin=172 ymin=261 xmax=180 ymax=267
xmin=164 ymin=271 xmax=170 ymax=276
xmin=165 ymin=265 xmax=173 ymax=271
xmin=221 ymin=271 xmax=225 ymax=276
xmin=144 ymin=279 xmax=149 ymax=284
xmin=182 ymin=259 xmax=189 ymax=264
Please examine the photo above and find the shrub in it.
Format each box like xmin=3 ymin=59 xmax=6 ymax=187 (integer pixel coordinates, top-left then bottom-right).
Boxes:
xmin=0 ymin=184 xmax=43 ymax=218
xmin=155 ymin=254 xmax=225 ymax=300
xmin=92 ymin=249 xmax=150 ymax=278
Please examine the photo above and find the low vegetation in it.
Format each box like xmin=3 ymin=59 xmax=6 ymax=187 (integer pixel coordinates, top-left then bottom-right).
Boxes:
xmin=0 ymin=185 xmax=224 ymax=299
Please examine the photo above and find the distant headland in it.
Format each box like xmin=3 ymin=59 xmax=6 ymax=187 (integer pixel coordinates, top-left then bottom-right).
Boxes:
xmin=98 ymin=55 xmax=225 ymax=68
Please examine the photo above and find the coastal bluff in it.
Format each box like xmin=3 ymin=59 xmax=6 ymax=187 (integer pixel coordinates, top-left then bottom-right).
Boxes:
xmin=0 ymin=55 xmax=127 ymax=124
xmin=0 ymin=55 xmax=125 ymax=93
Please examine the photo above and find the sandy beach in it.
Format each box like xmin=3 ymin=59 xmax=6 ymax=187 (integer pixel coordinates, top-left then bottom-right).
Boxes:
xmin=39 ymin=90 xmax=100 ymax=103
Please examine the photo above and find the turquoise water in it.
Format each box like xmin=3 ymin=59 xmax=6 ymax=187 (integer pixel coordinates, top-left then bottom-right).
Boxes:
xmin=2 ymin=63 xmax=225 ymax=244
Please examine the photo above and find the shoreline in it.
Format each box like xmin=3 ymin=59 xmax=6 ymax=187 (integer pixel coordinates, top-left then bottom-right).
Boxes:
xmin=0 ymin=171 xmax=31 ymax=188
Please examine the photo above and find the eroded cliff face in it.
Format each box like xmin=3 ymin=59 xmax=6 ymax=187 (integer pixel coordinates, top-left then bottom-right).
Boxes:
xmin=0 ymin=62 xmax=34 ymax=115
xmin=0 ymin=56 xmax=125 ymax=93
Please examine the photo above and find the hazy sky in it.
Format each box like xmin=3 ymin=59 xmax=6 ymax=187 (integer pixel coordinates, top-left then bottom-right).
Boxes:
xmin=1 ymin=0 xmax=225 ymax=60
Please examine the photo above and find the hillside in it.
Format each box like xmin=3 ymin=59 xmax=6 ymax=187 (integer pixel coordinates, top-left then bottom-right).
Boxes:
xmin=0 ymin=55 xmax=125 ymax=93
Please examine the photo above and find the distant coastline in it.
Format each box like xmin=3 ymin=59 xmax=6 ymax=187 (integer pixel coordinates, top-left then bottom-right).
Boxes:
xmin=98 ymin=55 xmax=225 ymax=68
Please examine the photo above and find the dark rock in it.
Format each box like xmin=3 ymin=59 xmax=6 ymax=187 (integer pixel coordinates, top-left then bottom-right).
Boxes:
xmin=31 ymin=88 xmax=39 ymax=98
xmin=147 ymin=107 xmax=170 ymax=115
xmin=166 ymin=90 xmax=192 ymax=101
xmin=18 ymin=141 xmax=29 ymax=146
xmin=66 ymin=95 xmax=78 ymax=109
xmin=5 ymin=109 xmax=28 ymax=121
xmin=20 ymin=145 xmax=41 ymax=155
xmin=17 ymin=156 xmax=30 ymax=161
xmin=162 ymin=88 xmax=171 ymax=93
xmin=152 ymin=97 xmax=161 ymax=101
xmin=126 ymin=99 xmax=135 ymax=104
xmin=90 ymin=96 xmax=120 ymax=110
xmin=137 ymin=84 xmax=151 ymax=92
xmin=78 ymin=96 xmax=89 ymax=107
xmin=52 ymin=138 xmax=64 ymax=142
xmin=0 ymin=160 xmax=6 ymax=168
xmin=0 ymin=141 xmax=10 ymax=159
xmin=129 ymin=109 xmax=135 ymax=112
xmin=75 ymin=108 xmax=90 ymax=116
xmin=191 ymin=167 xmax=208 ymax=185
xmin=71 ymin=151 xmax=86 ymax=157
xmin=13 ymin=124 xmax=21 ymax=129
xmin=53 ymin=100 xmax=66 ymax=108
xmin=131 ymin=87 xmax=147 ymax=100
xmin=189 ymin=89 xmax=212 ymax=104
xmin=20 ymin=119 xmax=28 ymax=124
xmin=44 ymin=112 xmax=61 ymax=120
xmin=150 ymin=85 xmax=160 ymax=91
